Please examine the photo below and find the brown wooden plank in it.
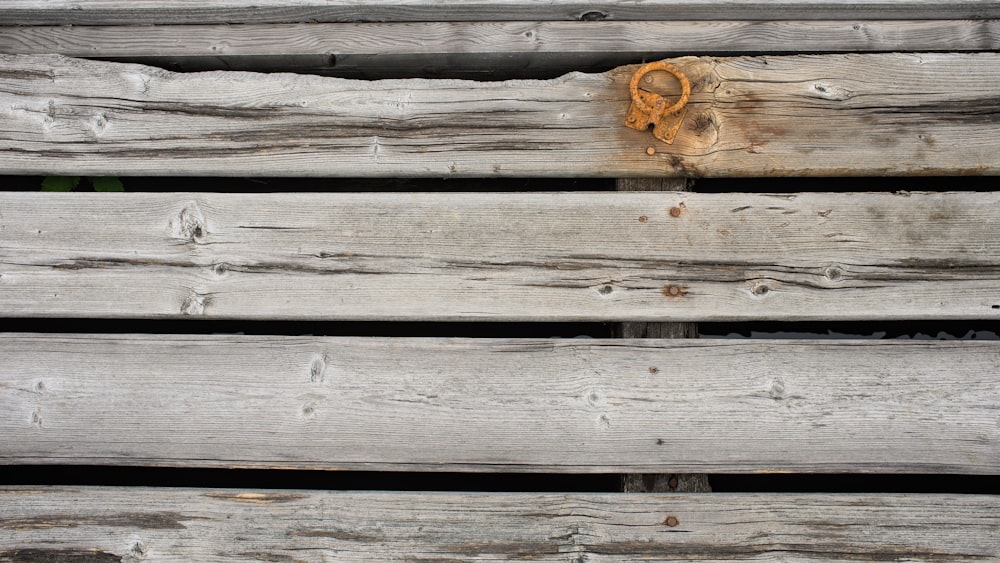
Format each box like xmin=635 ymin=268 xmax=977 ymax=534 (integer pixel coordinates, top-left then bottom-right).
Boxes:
xmin=1 ymin=53 xmax=999 ymax=177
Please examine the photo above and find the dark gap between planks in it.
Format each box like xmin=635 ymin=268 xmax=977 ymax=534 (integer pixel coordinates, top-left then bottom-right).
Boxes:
xmin=2 ymin=176 xmax=998 ymax=192
xmin=0 ymin=467 xmax=996 ymax=494
xmin=1 ymin=319 xmax=997 ymax=339
xmin=82 ymin=50 xmax=1000 ymax=81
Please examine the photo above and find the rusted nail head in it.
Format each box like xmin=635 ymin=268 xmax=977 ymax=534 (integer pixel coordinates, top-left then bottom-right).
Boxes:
xmin=645 ymin=147 xmax=656 ymax=156
xmin=664 ymin=515 xmax=680 ymax=527
xmin=662 ymin=285 xmax=685 ymax=297
xmin=627 ymin=115 xmax=637 ymax=123
xmin=669 ymin=206 xmax=682 ymax=217
xmin=644 ymin=75 xmax=654 ymax=84
xmin=638 ymin=215 xmax=648 ymax=222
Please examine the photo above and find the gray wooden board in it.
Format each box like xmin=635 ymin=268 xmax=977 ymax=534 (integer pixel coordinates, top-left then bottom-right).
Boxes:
xmin=2 ymin=20 xmax=997 ymax=64
xmin=2 ymin=334 xmax=998 ymax=473
xmin=2 ymin=192 xmax=999 ymax=321
xmin=3 ymin=1 xmax=1000 ymax=24
xmin=2 ymin=53 xmax=999 ymax=177
xmin=1 ymin=488 xmax=998 ymax=561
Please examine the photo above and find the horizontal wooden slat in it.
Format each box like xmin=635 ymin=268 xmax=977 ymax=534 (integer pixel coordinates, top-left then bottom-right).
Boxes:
xmin=2 ymin=53 xmax=999 ymax=177
xmin=3 ymin=1 xmax=1000 ymax=24
xmin=1 ymin=488 xmax=997 ymax=561
xmin=3 ymin=21 xmax=998 ymax=77
xmin=2 ymin=192 xmax=999 ymax=321
xmin=2 ymin=335 xmax=997 ymax=473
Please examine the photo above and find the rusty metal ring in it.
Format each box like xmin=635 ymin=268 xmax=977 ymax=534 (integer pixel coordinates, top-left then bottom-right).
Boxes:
xmin=629 ymin=61 xmax=691 ymax=116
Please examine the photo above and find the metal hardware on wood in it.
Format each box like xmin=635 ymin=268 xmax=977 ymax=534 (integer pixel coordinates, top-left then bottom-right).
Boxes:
xmin=625 ymin=61 xmax=691 ymax=144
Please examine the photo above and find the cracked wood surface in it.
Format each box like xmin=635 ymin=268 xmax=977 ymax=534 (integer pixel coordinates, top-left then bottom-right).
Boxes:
xmin=2 ymin=334 xmax=998 ymax=473
xmin=2 ymin=21 xmax=998 ymax=78
xmin=1 ymin=191 xmax=999 ymax=321
xmin=1 ymin=488 xmax=997 ymax=561
xmin=2 ymin=53 xmax=999 ymax=177
xmin=3 ymin=1 xmax=1000 ymax=24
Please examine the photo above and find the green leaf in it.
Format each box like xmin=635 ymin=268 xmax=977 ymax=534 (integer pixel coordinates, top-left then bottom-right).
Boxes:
xmin=40 ymin=176 xmax=80 ymax=192
xmin=90 ymin=176 xmax=124 ymax=192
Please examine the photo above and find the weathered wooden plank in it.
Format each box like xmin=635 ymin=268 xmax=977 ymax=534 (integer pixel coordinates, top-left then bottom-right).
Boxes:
xmin=2 ymin=53 xmax=999 ymax=177
xmin=1 ymin=488 xmax=997 ymax=561
xmin=2 ymin=21 xmax=998 ymax=77
xmin=2 ymin=192 xmax=999 ymax=321
xmin=4 ymin=1 xmax=1000 ymax=24
xmin=2 ymin=335 xmax=997 ymax=473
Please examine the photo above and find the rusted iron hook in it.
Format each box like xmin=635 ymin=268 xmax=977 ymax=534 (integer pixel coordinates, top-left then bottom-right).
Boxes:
xmin=625 ymin=61 xmax=691 ymax=144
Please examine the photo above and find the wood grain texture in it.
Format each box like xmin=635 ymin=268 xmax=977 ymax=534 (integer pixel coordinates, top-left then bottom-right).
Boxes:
xmin=3 ymin=1 xmax=1000 ymax=24
xmin=2 ymin=53 xmax=999 ymax=177
xmin=2 ymin=20 xmax=998 ymax=77
xmin=2 ymin=334 xmax=998 ymax=473
xmin=1 ymin=488 xmax=997 ymax=561
xmin=2 ymin=191 xmax=1000 ymax=321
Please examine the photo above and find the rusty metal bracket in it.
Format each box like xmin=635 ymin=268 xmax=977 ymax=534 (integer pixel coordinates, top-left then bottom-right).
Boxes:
xmin=625 ymin=61 xmax=691 ymax=144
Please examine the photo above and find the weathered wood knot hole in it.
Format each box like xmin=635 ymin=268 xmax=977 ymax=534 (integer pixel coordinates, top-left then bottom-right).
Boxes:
xmin=130 ymin=541 xmax=147 ymax=558
xmin=181 ymin=293 xmax=206 ymax=316
xmin=175 ymin=203 xmax=207 ymax=243
xmin=768 ymin=378 xmax=786 ymax=400
xmin=648 ymin=366 xmax=659 ymax=374
xmin=751 ymin=282 xmax=771 ymax=296
xmin=301 ymin=404 xmax=316 ymax=418
xmin=824 ymin=266 xmax=843 ymax=281
xmin=664 ymin=515 xmax=680 ymax=527
xmin=598 ymin=284 xmax=614 ymax=295
xmin=579 ymin=10 xmax=608 ymax=20
xmin=34 ymin=381 xmax=45 ymax=393
xmin=310 ymin=355 xmax=327 ymax=383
